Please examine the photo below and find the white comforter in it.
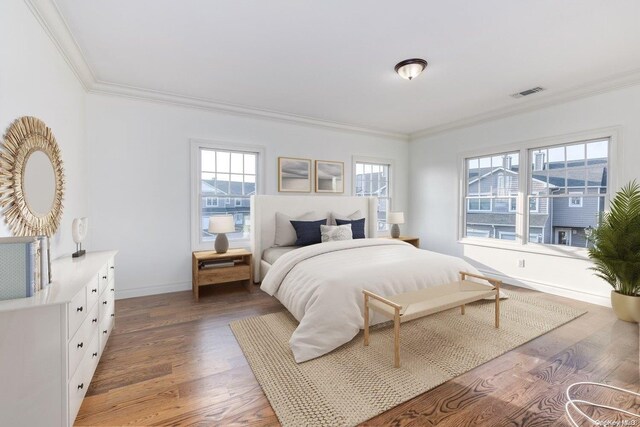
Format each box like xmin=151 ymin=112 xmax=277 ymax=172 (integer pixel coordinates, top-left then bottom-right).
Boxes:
xmin=261 ymin=238 xmax=488 ymax=363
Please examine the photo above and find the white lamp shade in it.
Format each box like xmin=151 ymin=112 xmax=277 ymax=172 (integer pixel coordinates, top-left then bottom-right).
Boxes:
xmin=208 ymin=215 xmax=235 ymax=233
xmin=387 ymin=212 xmax=405 ymax=225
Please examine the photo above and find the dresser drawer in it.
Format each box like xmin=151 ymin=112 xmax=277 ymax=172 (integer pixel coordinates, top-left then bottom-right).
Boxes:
xmin=68 ymin=342 xmax=94 ymax=424
xmin=98 ymin=286 xmax=115 ymax=321
xmin=68 ymin=303 xmax=98 ymax=378
xmin=98 ymin=264 xmax=109 ymax=294
xmin=107 ymin=258 xmax=115 ymax=283
xmin=99 ymin=313 xmax=114 ymax=353
xmin=86 ymin=276 xmax=100 ymax=309
xmin=68 ymin=287 xmax=88 ymax=338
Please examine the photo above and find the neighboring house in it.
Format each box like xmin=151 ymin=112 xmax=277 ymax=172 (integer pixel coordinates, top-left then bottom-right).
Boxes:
xmin=201 ymin=179 xmax=255 ymax=236
xmin=466 ymin=157 xmax=606 ymax=247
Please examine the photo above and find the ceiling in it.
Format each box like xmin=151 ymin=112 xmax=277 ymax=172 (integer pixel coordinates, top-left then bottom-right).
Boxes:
xmin=51 ymin=0 xmax=640 ymax=136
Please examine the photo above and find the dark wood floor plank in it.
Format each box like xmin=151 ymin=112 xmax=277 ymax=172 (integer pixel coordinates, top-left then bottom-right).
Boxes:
xmin=76 ymin=284 xmax=639 ymax=426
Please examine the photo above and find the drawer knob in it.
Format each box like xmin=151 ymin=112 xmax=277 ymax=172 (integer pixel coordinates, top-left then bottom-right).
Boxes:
xmin=77 ymin=383 xmax=84 ymax=390
xmin=110 ymin=266 xmax=115 ymax=270
xmin=92 ymin=318 xmax=98 ymax=323
xmin=103 ymin=330 xmax=107 ymax=334
xmin=76 ymin=306 xmax=83 ymax=312
xmin=92 ymin=288 xmax=97 ymax=293
xmin=92 ymin=352 xmax=98 ymax=357
xmin=110 ymin=288 xmax=115 ymax=292
xmin=77 ymin=342 xmax=83 ymax=349
xmin=102 ymin=275 xmax=107 ymax=279
xmin=103 ymin=301 xmax=108 ymax=305
xmin=110 ymin=313 xmax=115 ymax=317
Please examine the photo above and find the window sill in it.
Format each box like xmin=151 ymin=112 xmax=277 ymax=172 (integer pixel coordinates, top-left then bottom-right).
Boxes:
xmin=458 ymin=237 xmax=590 ymax=260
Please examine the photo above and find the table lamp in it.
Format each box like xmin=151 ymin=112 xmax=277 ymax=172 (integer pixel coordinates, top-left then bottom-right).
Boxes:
xmin=208 ymin=215 xmax=235 ymax=253
xmin=387 ymin=212 xmax=405 ymax=238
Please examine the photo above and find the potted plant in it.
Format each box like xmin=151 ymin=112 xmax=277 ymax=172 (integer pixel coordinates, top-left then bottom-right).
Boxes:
xmin=588 ymin=181 xmax=640 ymax=322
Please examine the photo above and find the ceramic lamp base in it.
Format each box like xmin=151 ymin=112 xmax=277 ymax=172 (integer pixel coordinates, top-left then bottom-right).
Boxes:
xmin=390 ymin=224 xmax=400 ymax=238
xmin=215 ymin=233 xmax=229 ymax=254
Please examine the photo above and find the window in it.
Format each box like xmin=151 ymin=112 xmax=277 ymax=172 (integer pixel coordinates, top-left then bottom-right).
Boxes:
xmin=462 ymin=135 xmax=610 ymax=249
xmin=191 ymin=140 xmax=264 ymax=250
xmin=354 ymin=158 xmax=392 ymax=232
xmin=467 ymin=197 xmax=492 ymax=212
xmin=528 ymin=139 xmax=608 ymax=247
xmin=568 ymin=192 xmax=583 ymax=208
xmin=464 ymin=152 xmax=519 ymax=240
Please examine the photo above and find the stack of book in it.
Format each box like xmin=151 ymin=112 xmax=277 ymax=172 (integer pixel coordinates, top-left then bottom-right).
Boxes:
xmin=0 ymin=236 xmax=49 ymax=301
xmin=198 ymin=259 xmax=239 ymax=270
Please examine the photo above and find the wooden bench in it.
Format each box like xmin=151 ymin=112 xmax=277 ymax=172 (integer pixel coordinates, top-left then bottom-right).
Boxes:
xmin=363 ymin=271 xmax=502 ymax=368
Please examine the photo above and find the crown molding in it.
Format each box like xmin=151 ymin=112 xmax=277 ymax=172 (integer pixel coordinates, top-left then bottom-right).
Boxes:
xmin=24 ymin=0 xmax=96 ymax=89
xmin=25 ymin=0 xmax=640 ymax=143
xmin=88 ymin=81 xmax=409 ymax=140
xmin=409 ymin=68 xmax=640 ymax=140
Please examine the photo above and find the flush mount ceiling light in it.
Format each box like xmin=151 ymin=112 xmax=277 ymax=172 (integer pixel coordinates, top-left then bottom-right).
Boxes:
xmin=394 ymin=58 xmax=428 ymax=80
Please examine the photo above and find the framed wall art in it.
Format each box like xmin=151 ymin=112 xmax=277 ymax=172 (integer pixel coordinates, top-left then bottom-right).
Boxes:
xmin=278 ymin=157 xmax=312 ymax=192
xmin=315 ymin=160 xmax=344 ymax=193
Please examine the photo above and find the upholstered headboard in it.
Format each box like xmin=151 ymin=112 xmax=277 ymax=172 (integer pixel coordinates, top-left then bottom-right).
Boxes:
xmin=250 ymin=195 xmax=378 ymax=282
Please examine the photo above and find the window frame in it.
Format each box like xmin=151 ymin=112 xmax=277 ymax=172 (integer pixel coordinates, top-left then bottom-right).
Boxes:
xmin=190 ymin=139 xmax=265 ymax=252
xmin=568 ymin=192 xmax=584 ymax=208
xmin=352 ymin=156 xmax=395 ymax=235
xmin=458 ymin=127 xmax=619 ymax=258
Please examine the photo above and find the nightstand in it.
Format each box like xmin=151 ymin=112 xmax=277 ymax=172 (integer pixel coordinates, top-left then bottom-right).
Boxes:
xmin=191 ymin=248 xmax=253 ymax=301
xmin=387 ymin=236 xmax=420 ymax=248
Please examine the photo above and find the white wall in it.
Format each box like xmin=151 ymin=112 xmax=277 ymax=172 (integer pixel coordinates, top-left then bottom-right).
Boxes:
xmin=86 ymin=94 xmax=409 ymax=298
xmin=409 ymin=84 xmax=640 ymax=306
xmin=0 ymin=0 xmax=87 ymax=258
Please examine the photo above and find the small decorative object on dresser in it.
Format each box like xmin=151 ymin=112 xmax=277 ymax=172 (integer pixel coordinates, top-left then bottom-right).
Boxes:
xmin=278 ymin=157 xmax=312 ymax=192
xmin=72 ymin=217 xmax=88 ymax=258
xmin=192 ymin=248 xmax=252 ymax=301
xmin=315 ymin=160 xmax=344 ymax=193
xmin=387 ymin=211 xmax=405 ymax=238
xmin=208 ymin=215 xmax=235 ymax=254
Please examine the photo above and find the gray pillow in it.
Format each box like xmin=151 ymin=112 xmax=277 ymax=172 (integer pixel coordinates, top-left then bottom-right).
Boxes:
xmin=275 ymin=211 xmax=322 ymax=246
xmin=321 ymin=224 xmax=353 ymax=243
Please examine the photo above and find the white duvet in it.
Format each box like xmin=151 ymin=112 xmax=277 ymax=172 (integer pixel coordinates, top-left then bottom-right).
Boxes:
xmin=261 ymin=238 xmax=490 ymax=363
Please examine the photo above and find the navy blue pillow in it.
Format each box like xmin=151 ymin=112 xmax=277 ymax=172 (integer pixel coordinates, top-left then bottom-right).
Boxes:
xmin=336 ymin=218 xmax=366 ymax=239
xmin=290 ymin=219 xmax=327 ymax=246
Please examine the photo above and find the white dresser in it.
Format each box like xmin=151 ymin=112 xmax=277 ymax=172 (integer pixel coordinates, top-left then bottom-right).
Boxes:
xmin=0 ymin=250 xmax=117 ymax=427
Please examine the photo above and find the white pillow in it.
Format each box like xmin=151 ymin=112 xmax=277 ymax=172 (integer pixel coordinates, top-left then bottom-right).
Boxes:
xmin=274 ymin=211 xmax=322 ymax=246
xmin=321 ymin=224 xmax=353 ymax=243
xmin=330 ymin=210 xmax=364 ymax=225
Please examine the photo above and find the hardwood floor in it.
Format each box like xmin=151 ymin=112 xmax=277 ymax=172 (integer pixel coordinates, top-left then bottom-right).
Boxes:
xmin=76 ymin=283 xmax=639 ymax=426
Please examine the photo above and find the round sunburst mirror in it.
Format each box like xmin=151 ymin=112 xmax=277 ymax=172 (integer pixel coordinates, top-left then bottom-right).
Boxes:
xmin=0 ymin=116 xmax=65 ymax=237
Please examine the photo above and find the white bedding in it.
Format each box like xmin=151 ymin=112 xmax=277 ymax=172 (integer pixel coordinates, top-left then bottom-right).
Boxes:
xmin=260 ymin=238 xmax=492 ymax=363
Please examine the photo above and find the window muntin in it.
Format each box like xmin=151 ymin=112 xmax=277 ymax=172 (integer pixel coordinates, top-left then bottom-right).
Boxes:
xmin=199 ymin=148 xmax=257 ymax=243
xmin=464 ymin=152 xmax=519 ymax=240
xmin=355 ymin=161 xmax=391 ymax=231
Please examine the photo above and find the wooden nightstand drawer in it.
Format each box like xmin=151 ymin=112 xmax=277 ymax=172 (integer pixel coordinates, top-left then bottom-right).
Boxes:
xmin=198 ymin=264 xmax=251 ymax=285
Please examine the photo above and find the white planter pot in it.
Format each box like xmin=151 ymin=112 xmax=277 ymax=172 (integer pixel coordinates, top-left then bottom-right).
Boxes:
xmin=611 ymin=290 xmax=640 ymax=323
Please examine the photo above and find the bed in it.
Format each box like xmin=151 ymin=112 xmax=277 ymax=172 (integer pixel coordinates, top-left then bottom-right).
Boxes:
xmin=250 ymin=195 xmax=496 ymax=363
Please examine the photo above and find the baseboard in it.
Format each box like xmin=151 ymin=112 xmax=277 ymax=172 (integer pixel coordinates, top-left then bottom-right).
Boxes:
xmin=115 ymin=281 xmax=191 ymax=300
xmin=477 ymin=269 xmax=611 ymax=308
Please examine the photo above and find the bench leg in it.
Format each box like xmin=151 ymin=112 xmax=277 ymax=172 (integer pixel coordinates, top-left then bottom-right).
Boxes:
xmin=394 ymin=308 xmax=400 ymax=368
xmin=495 ymin=291 xmax=500 ymax=328
xmin=460 ymin=304 xmax=465 ymax=315
xmin=364 ymin=294 xmax=370 ymax=346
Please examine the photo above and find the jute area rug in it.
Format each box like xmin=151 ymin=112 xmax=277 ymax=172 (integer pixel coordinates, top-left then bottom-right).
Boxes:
xmin=230 ymin=289 xmax=585 ymax=427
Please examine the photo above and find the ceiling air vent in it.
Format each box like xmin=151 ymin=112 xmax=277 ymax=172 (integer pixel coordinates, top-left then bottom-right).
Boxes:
xmin=510 ymin=86 xmax=544 ymax=98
